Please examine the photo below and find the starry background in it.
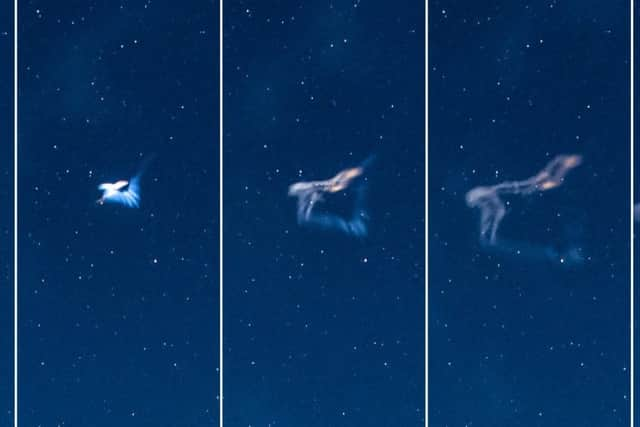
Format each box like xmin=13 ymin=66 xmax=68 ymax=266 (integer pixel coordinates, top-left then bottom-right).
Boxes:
xmin=6 ymin=1 xmax=637 ymax=426
xmin=431 ymin=0 xmax=630 ymax=426
xmin=18 ymin=1 xmax=219 ymax=426
xmin=0 ymin=0 xmax=14 ymax=424
xmin=223 ymin=1 xmax=424 ymax=426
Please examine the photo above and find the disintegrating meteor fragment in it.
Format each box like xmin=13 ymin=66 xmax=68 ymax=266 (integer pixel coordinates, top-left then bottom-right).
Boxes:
xmin=97 ymin=178 xmax=141 ymax=208
xmin=288 ymin=157 xmax=373 ymax=237
xmin=465 ymin=154 xmax=582 ymax=244
xmin=97 ymin=156 xmax=153 ymax=208
xmin=465 ymin=154 xmax=583 ymax=264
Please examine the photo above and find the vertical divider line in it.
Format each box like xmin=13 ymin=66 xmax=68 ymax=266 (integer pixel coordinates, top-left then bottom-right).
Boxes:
xmin=424 ymin=0 xmax=428 ymax=425
xmin=14 ymin=0 xmax=18 ymax=423
xmin=630 ymin=0 xmax=634 ymax=424
xmin=219 ymin=0 xmax=224 ymax=425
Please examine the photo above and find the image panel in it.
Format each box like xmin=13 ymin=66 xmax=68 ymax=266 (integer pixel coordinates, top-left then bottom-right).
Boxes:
xmin=223 ymin=1 xmax=425 ymax=426
xmin=18 ymin=2 xmax=220 ymax=425
xmin=430 ymin=0 xmax=630 ymax=425
xmin=0 ymin=0 xmax=14 ymax=423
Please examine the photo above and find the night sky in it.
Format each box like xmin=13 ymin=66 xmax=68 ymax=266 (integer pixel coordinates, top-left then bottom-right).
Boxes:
xmin=17 ymin=1 xmax=219 ymax=425
xmin=431 ymin=0 xmax=630 ymax=426
xmin=223 ymin=1 xmax=424 ymax=426
xmin=0 ymin=0 xmax=14 ymax=424
xmin=3 ymin=0 xmax=639 ymax=427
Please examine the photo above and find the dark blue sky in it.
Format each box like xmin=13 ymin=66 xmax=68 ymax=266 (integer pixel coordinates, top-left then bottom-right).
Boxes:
xmin=0 ymin=0 xmax=14 ymax=424
xmin=431 ymin=0 xmax=629 ymax=425
xmin=223 ymin=1 xmax=423 ymax=426
xmin=2 ymin=0 xmax=639 ymax=427
xmin=17 ymin=1 xmax=218 ymax=425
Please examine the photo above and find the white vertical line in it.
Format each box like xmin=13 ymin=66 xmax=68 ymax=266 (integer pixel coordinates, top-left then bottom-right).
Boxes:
xmin=14 ymin=0 xmax=18 ymax=423
xmin=424 ymin=0 xmax=428 ymax=425
xmin=219 ymin=0 xmax=224 ymax=425
xmin=630 ymin=0 xmax=634 ymax=424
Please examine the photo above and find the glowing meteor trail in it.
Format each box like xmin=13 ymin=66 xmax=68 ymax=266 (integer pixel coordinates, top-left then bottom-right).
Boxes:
xmin=96 ymin=155 xmax=154 ymax=208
